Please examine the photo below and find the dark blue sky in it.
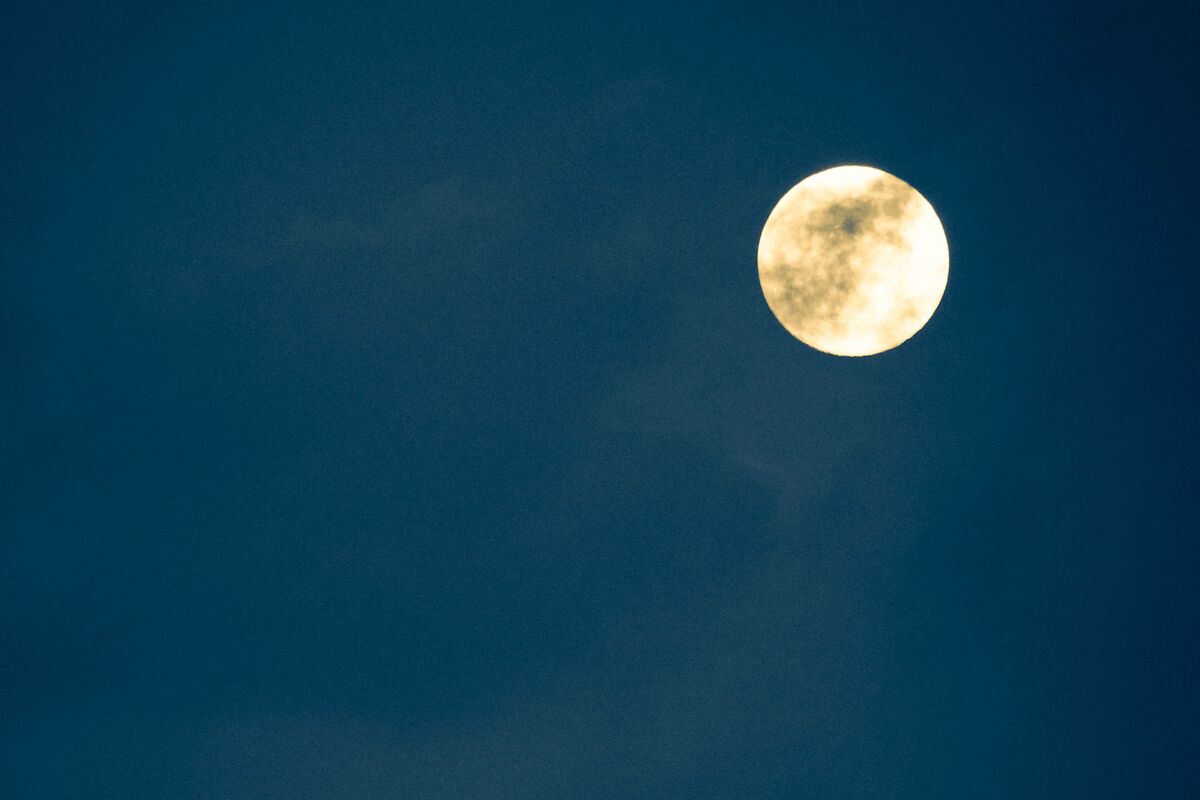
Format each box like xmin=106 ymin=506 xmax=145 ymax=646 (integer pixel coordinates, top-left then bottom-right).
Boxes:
xmin=4 ymin=1 xmax=1199 ymax=797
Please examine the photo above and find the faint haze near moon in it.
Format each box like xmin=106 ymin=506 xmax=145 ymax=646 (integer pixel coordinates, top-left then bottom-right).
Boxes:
xmin=757 ymin=166 xmax=949 ymax=357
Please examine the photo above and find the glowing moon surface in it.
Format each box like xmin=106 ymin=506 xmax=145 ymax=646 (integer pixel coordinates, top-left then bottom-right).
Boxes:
xmin=757 ymin=165 xmax=949 ymax=356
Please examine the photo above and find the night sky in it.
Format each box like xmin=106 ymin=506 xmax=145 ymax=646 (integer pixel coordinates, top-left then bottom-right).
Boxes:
xmin=4 ymin=2 xmax=1199 ymax=797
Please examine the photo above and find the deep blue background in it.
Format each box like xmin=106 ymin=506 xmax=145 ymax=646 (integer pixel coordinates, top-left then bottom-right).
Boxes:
xmin=4 ymin=1 xmax=1199 ymax=797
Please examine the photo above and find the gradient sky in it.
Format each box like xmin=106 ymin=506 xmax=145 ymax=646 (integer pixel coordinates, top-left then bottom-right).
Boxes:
xmin=4 ymin=2 xmax=1199 ymax=797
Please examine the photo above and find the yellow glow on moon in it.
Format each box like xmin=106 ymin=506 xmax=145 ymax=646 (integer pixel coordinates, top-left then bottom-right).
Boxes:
xmin=757 ymin=165 xmax=949 ymax=356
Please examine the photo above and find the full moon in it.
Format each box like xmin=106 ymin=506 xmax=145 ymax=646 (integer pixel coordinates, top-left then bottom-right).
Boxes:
xmin=757 ymin=165 xmax=949 ymax=356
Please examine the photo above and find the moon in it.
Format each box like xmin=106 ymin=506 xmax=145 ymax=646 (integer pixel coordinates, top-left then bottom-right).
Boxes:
xmin=757 ymin=165 xmax=949 ymax=356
